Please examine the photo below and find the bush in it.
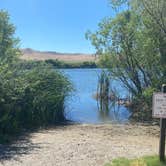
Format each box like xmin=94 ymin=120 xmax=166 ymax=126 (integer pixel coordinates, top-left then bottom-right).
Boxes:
xmin=0 ymin=11 xmax=72 ymax=143
xmin=130 ymin=87 xmax=157 ymax=122
xmin=0 ymin=61 xmax=72 ymax=143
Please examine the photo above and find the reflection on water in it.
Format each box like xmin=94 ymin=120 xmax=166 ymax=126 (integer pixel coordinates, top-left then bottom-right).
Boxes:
xmin=63 ymin=69 xmax=131 ymax=124
xmin=98 ymin=100 xmax=127 ymax=122
xmin=98 ymin=99 xmax=110 ymax=122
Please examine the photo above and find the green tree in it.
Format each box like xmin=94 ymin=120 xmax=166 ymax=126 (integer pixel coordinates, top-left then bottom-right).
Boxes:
xmin=86 ymin=0 xmax=166 ymax=120
xmin=137 ymin=0 xmax=166 ymax=79
xmin=0 ymin=10 xmax=20 ymax=64
xmin=87 ymin=10 xmax=161 ymax=95
xmin=110 ymin=0 xmax=166 ymax=80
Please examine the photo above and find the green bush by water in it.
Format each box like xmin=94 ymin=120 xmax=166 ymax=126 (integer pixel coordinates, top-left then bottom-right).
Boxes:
xmin=0 ymin=62 xmax=72 ymax=143
xmin=45 ymin=59 xmax=97 ymax=68
xmin=0 ymin=10 xmax=72 ymax=143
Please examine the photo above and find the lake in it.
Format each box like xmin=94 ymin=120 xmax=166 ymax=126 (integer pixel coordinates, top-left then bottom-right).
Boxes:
xmin=64 ymin=69 xmax=131 ymax=124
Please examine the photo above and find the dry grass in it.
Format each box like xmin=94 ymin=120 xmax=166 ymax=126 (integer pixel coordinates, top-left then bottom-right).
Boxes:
xmin=20 ymin=48 xmax=97 ymax=62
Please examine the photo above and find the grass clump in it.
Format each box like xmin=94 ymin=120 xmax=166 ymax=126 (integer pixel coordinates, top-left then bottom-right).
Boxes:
xmin=105 ymin=156 xmax=166 ymax=166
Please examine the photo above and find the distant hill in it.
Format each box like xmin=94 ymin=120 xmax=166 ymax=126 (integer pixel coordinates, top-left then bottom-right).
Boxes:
xmin=21 ymin=48 xmax=96 ymax=62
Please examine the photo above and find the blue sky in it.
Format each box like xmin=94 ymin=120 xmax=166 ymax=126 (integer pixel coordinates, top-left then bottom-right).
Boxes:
xmin=0 ymin=0 xmax=115 ymax=53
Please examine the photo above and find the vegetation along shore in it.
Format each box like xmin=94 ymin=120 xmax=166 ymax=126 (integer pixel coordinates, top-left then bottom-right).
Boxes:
xmin=0 ymin=0 xmax=166 ymax=165
xmin=0 ymin=11 xmax=72 ymax=143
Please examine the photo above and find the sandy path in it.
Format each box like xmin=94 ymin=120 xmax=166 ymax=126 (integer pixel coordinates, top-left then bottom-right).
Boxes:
xmin=0 ymin=124 xmax=160 ymax=166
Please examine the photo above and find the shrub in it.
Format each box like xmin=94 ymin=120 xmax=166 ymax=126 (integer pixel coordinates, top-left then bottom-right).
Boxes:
xmin=45 ymin=59 xmax=97 ymax=68
xmin=130 ymin=87 xmax=157 ymax=122
xmin=0 ymin=62 xmax=72 ymax=143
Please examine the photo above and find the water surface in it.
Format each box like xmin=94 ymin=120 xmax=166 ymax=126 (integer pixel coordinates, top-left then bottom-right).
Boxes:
xmin=64 ymin=69 xmax=130 ymax=124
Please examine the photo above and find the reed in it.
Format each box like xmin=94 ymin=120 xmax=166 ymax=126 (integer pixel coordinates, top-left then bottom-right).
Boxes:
xmin=97 ymin=70 xmax=110 ymax=101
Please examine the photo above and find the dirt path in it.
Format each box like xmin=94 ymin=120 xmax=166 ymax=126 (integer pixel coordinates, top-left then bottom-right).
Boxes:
xmin=0 ymin=124 xmax=160 ymax=166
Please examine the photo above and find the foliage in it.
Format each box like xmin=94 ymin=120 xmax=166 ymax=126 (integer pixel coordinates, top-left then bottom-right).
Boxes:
xmin=105 ymin=156 xmax=166 ymax=166
xmin=0 ymin=10 xmax=72 ymax=143
xmin=45 ymin=59 xmax=97 ymax=68
xmin=0 ymin=10 xmax=20 ymax=64
xmin=86 ymin=0 xmax=166 ymax=121
xmin=0 ymin=62 xmax=71 ymax=141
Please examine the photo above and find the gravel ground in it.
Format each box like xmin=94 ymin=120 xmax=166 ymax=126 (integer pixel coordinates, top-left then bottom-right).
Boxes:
xmin=0 ymin=123 xmax=160 ymax=166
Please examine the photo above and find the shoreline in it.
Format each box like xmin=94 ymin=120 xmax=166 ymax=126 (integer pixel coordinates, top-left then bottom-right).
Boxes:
xmin=0 ymin=123 xmax=160 ymax=166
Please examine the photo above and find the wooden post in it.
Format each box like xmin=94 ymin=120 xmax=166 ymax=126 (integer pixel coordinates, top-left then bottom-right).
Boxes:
xmin=159 ymin=84 xmax=166 ymax=161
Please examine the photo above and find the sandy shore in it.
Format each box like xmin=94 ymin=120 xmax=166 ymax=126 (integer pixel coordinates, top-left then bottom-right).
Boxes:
xmin=0 ymin=124 xmax=160 ymax=166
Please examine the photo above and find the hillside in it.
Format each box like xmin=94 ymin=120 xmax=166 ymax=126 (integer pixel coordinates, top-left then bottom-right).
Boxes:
xmin=20 ymin=48 xmax=97 ymax=62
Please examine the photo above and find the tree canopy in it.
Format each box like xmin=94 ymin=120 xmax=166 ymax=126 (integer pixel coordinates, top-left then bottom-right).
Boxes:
xmin=0 ymin=10 xmax=20 ymax=64
xmin=86 ymin=0 xmax=166 ymax=120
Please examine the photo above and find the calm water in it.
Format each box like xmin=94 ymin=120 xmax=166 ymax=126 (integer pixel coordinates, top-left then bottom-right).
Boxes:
xmin=64 ymin=69 xmax=131 ymax=124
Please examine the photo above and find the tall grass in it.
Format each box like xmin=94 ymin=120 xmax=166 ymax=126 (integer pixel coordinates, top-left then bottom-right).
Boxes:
xmin=0 ymin=61 xmax=72 ymax=143
xmin=97 ymin=70 xmax=110 ymax=100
